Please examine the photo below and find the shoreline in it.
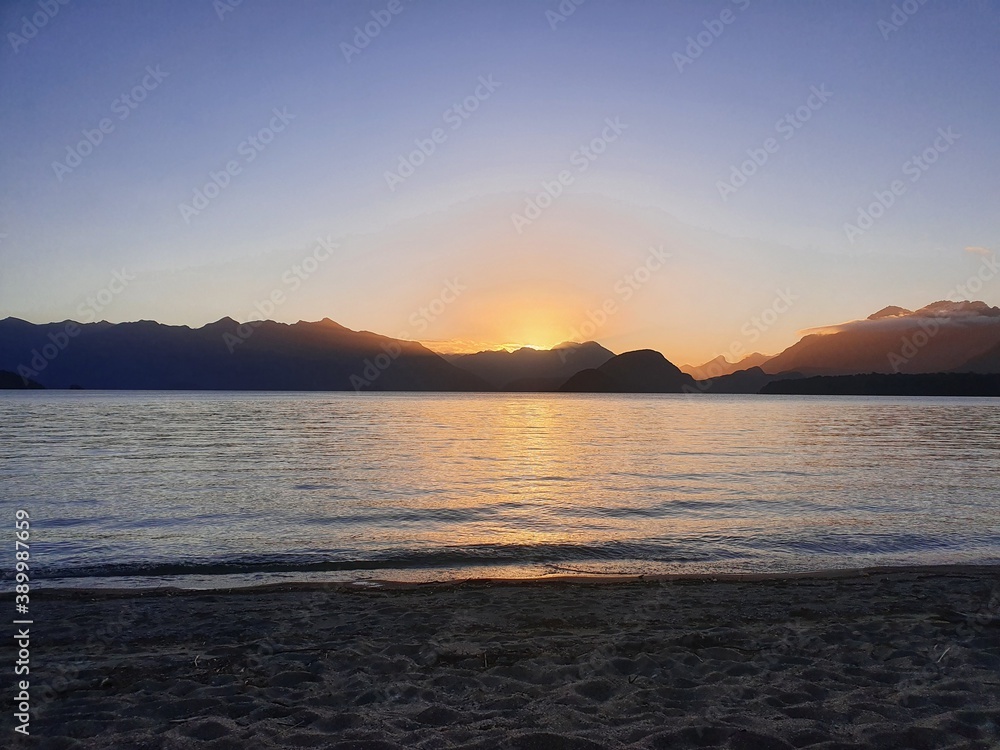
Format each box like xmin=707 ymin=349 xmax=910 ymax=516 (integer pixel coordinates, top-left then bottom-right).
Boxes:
xmin=21 ymin=562 xmax=1000 ymax=599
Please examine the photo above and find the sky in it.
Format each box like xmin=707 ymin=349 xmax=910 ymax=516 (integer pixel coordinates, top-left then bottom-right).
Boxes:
xmin=1 ymin=0 xmax=999 ymax=365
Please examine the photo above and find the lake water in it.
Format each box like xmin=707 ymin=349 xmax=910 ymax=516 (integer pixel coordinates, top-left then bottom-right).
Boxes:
xmin=2 ymin=392 xmax=999 ymax=589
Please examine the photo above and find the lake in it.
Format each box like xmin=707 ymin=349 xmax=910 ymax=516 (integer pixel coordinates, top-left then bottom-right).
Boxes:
xmin=2 ymin=391 xmax=999 ymax=588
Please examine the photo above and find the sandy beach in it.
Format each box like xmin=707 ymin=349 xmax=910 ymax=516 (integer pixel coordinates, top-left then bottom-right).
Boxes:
xmin=21 ymin=566 xmax=1000 ymax=749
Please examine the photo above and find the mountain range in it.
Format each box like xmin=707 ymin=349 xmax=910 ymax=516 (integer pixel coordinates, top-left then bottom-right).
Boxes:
xmin=679 ymin=352 xmax=772 ymax=379
xmin=760 ymin=301 xmax=1000 ymax=376
xmin=2 ymin=300 xmax=999 ymax=394
xmin=444 ymin=342 xmax=614 ymax=390
xmin=0 ymin=317 xmax=487 ymax=391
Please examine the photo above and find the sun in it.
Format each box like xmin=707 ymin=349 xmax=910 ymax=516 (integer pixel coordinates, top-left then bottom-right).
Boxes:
xmin=417 ymin=297 xmax=579 ymax=355
xmin=497 ymin=334 xmax=564 ymax=352
xmin=497 ymin=314 xmax=569 ymax=352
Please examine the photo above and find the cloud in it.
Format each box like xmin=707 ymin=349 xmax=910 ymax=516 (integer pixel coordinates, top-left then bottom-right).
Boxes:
xmin=800 ymin=300 xmax=1000 ymax=336
xmin=965 ymin=246 xmax=991 ymax=256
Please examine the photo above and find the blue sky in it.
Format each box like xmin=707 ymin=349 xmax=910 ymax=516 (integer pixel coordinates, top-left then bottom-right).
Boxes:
xmin=2 ymin=0 xmax=999 ymax=363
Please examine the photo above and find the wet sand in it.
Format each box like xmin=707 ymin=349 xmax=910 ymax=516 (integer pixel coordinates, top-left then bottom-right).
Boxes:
xmin=19 ymin=566 xmax=1000 ymax=749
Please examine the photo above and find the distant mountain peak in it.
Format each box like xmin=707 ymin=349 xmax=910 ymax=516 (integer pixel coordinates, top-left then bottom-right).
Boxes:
xmin=680 ymin=351 xmax=772 ymax=379
xmin=614 ymin=348 xmax=668 ymax=363
xmin=868 ymin=306 xmax=912 ymax=320
xmin=914 ymin=300 xmax=1000 ymax=318
xmin=552 ymin=340 xmax=605 ymax=350
xmin=866 ymin=301 xmax=1000 ymax=321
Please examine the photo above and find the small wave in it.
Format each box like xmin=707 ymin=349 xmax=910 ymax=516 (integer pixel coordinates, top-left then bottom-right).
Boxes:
xmin=17 ymin=541 xmax=744 ymax=581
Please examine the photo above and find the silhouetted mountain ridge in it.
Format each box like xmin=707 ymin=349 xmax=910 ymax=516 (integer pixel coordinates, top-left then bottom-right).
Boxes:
xmin=680 ymin=352 xmax=772 ymax=379
xmin=4 ymin=299 xmax=999 ymax=394
xmin=691 ymin=366 xmax=804 ymax=394
xmin=762 ymin=300 xmax=1000 ymax=376
xmin=0 ymin=317 xmax=489 ymax=391
xmin=0 ymin=369 xmax=44 ymax=389
xmin=561 ymin=350 xmax=695 ymax=393
xmin=446 ymin=341 xmax=614 ymax=389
